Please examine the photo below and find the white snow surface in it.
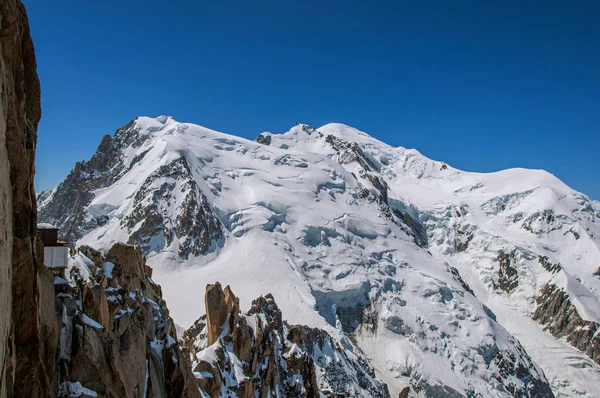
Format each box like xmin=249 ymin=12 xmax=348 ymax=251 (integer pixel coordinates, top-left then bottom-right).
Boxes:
xmin=81 ymin=313 xmax=103 ymax=329
xmin=61 ymin=381 xmax=98 ymax=397
xmin=38 ymin=222 xmax=58 ymax=229
xmin=59 ymin=116 xmax=600 ymax=396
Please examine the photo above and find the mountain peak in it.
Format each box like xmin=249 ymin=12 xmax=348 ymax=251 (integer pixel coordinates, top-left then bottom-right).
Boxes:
xmin=133 ymin=114 xmax=179 ymax=134
xmin=136 ymin=114 xmax=174 ymax=125
xmin=38 ymin=116 xmax=600 ymax=397
xmin=318 ymin=122 xmax=378 ymax=141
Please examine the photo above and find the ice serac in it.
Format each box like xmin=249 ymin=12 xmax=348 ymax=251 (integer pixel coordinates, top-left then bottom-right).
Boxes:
xmin=38 ymin=117 xmax=600 ymax=396
xmin=0 ymin=0 xmax=60 ymax=396
xmin=181 ymin=284 xmax=390 ymax=397
xmin=59 ymin=244 xmax=200 ymax=397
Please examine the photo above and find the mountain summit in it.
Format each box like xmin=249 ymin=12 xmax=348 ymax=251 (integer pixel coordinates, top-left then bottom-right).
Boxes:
xmin=39 ymin=116 xmax=600 ymax=396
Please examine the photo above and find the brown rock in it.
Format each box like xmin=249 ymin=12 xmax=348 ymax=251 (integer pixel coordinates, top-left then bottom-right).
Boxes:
xmin=534 ymin=283 xmax=600 ymax=365
xmin=223 ymin=284 xmax=239 ymax=313
xmin=182 ymin=284 xmax=392 ymax=397
xmin=64 ymin=244 xmax=201 ymax=398
xmin=78 ymin=245 xmax=103 ymax=273
xmin=167 ymin=346 xmax=200 ymax=398
xmin=106 ymin=243 xmax=147 ymax=290
xmin=238 ymin=379 xmax=255 ymax=398
xmin=232 ymin=323 xmax=253 ymax=363
xmin=0 ymin=0 xmax=59 ymax=396
xmin=82 ymin=277 xmax=110 ymax=329
xmin=0 ymin=71 xmax=14 ymax=398
xmin=194 ymin=360 xmax=222 ymax=398
xmin=205 ymin=282 xmax=228 ymax=345
xmin=399 ymin=386 xmax=410 ymax=398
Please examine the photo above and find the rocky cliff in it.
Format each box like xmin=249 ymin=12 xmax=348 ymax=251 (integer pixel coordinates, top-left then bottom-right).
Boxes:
xmin=533 ymin=283 xmax=600 ymax=364
xmin=0 ymin=2 xmax=205 ymax=396
xmin=181 ymin=283 xmax=391 ymax=397
xmin=37 ymin=118 xmax=224 ymax=259
xmin=59 ymin=243 xmax=200 ymax=397
xmin=0 ymin=0 xmax=60 ymax=396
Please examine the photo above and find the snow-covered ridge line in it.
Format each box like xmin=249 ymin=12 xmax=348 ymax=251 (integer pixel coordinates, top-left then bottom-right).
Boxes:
xmin=38 ymin=115 xmax=600 ymax=396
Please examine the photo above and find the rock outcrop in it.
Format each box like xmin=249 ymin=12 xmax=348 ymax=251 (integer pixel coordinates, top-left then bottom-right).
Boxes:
xmin=36 ymin=120 xmax=144 ymax=245
xmin=37 ymin=120 xmax=224 ymax=259
xmin=533 ymin=283 xmax=600 ymax=365
xmin=319 ymin=127 xmax=428 ymax=249
xmin=58 ymin=243 xmax=200 ymax=397
xmin=0 ymin=0 xmax=60 ymax=396
xmin=204 ymin=283 xmax=229 ymax=346
xmin=496 ymin=249 xmax=519 ymax=293
xmin=181 ymin=283 xmax=390 ymax=397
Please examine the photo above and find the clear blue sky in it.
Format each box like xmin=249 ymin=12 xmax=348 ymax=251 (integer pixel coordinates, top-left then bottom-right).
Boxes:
xmin=26 ymin=0 xmax=599 ymax=199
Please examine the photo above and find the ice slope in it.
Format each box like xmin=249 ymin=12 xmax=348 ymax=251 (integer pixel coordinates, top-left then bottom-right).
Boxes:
xmin=264 ymin=121 xmax=600 ymax=314
xmin=38 ymin=116 xmax=600 ymax=396
xmin=310 ymin=124 xmax=600 ymax=316
xmin=265 ymin=122 xmax=600 ymax=396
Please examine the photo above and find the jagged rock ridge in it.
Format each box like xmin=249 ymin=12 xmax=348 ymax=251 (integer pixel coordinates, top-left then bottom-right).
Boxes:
xmin=1 ymin=0 xmax=60 ymax=396
xmin=59 ymin=243 xmax=199 ymax=397
xmin=181 ymin=282 xmax=391 ymax=397
xmin=38 ymin=117 xmax=224 ymax=259
xmin=533 ymin=283 xmax=600 ymax=364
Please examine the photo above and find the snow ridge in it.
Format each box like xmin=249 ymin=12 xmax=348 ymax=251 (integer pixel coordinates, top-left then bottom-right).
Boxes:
xmin=38 ymin=116 xmax=600 ymax=397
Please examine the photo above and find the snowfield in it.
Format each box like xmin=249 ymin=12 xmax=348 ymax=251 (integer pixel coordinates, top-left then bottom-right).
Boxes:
xmin=39 ymin=116 xmax=600 ymax=397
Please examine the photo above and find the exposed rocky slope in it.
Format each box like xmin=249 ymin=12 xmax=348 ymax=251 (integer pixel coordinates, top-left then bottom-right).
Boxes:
xmin=1 ymin=0 xmax=60 ymax=396
xmin=421 ymin=177 xmax=600 ymax=366
xmin=36 ymin=116 xmax=581 ymax=396
xmin=533 ymin=283 xmax=600 ymax=363
xmin=38 ymin=118 xmax=223 ymax=258
xmin=59 ymin=243 xmax=199 ymax=397
xmin=0 ymin=8 xmax=210 ymax=395
xmin=181 ymin=282 xmax=390 ymax=397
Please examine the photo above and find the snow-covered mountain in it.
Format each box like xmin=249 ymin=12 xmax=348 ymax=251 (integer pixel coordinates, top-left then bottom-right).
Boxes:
xmin=38 ymin=116 xmax=600 ymax=397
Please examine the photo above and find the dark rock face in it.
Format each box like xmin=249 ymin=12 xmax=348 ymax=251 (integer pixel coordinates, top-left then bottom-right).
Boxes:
xmin=448 ymin=266 xmax=475 ymax=296
xmin=181 ymin=284 xmax=390 ymax=397
xmin=121 ymin=156 xmax=223 ymax=258
xmin=521 ymin=209 xmax=573 ymax=237
xmin=57 ymin=244 xmax=200 ymax=397
xmin=412 ymin=383 xmax=464 ymax=398
xmin=454 ymin=226 xmax=474 ymax=253
xmin=319 ymin=128 xmax=428 ymax=249
xmin=533 ymin=283 xmax=600 ymax=365
xmin=391 ymin=208 xmax=428 ymax=248
xmin=38 ymin=121 xmax=224 ymax=259
xmin=255 ymin=133 xmax=271 ymax=145
xmin=324 ymin=133 xmax=388 ymax=204
xmin=492 ymin=344 xmax=555 ymax=397
xmin=384 ymin=316 xmax=412 ymax=336
xmin=0 ymin=1 xmax=60 ymax=396
xmin=538 ymin=255 xmax=562 ymax=274
xmin=37 ymin=121 xmax=143 ymax=244
xmin=496 ymin=250 xmax=519 ymax=293
xmin=325 ymin=134 xmax=380 ymax=173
